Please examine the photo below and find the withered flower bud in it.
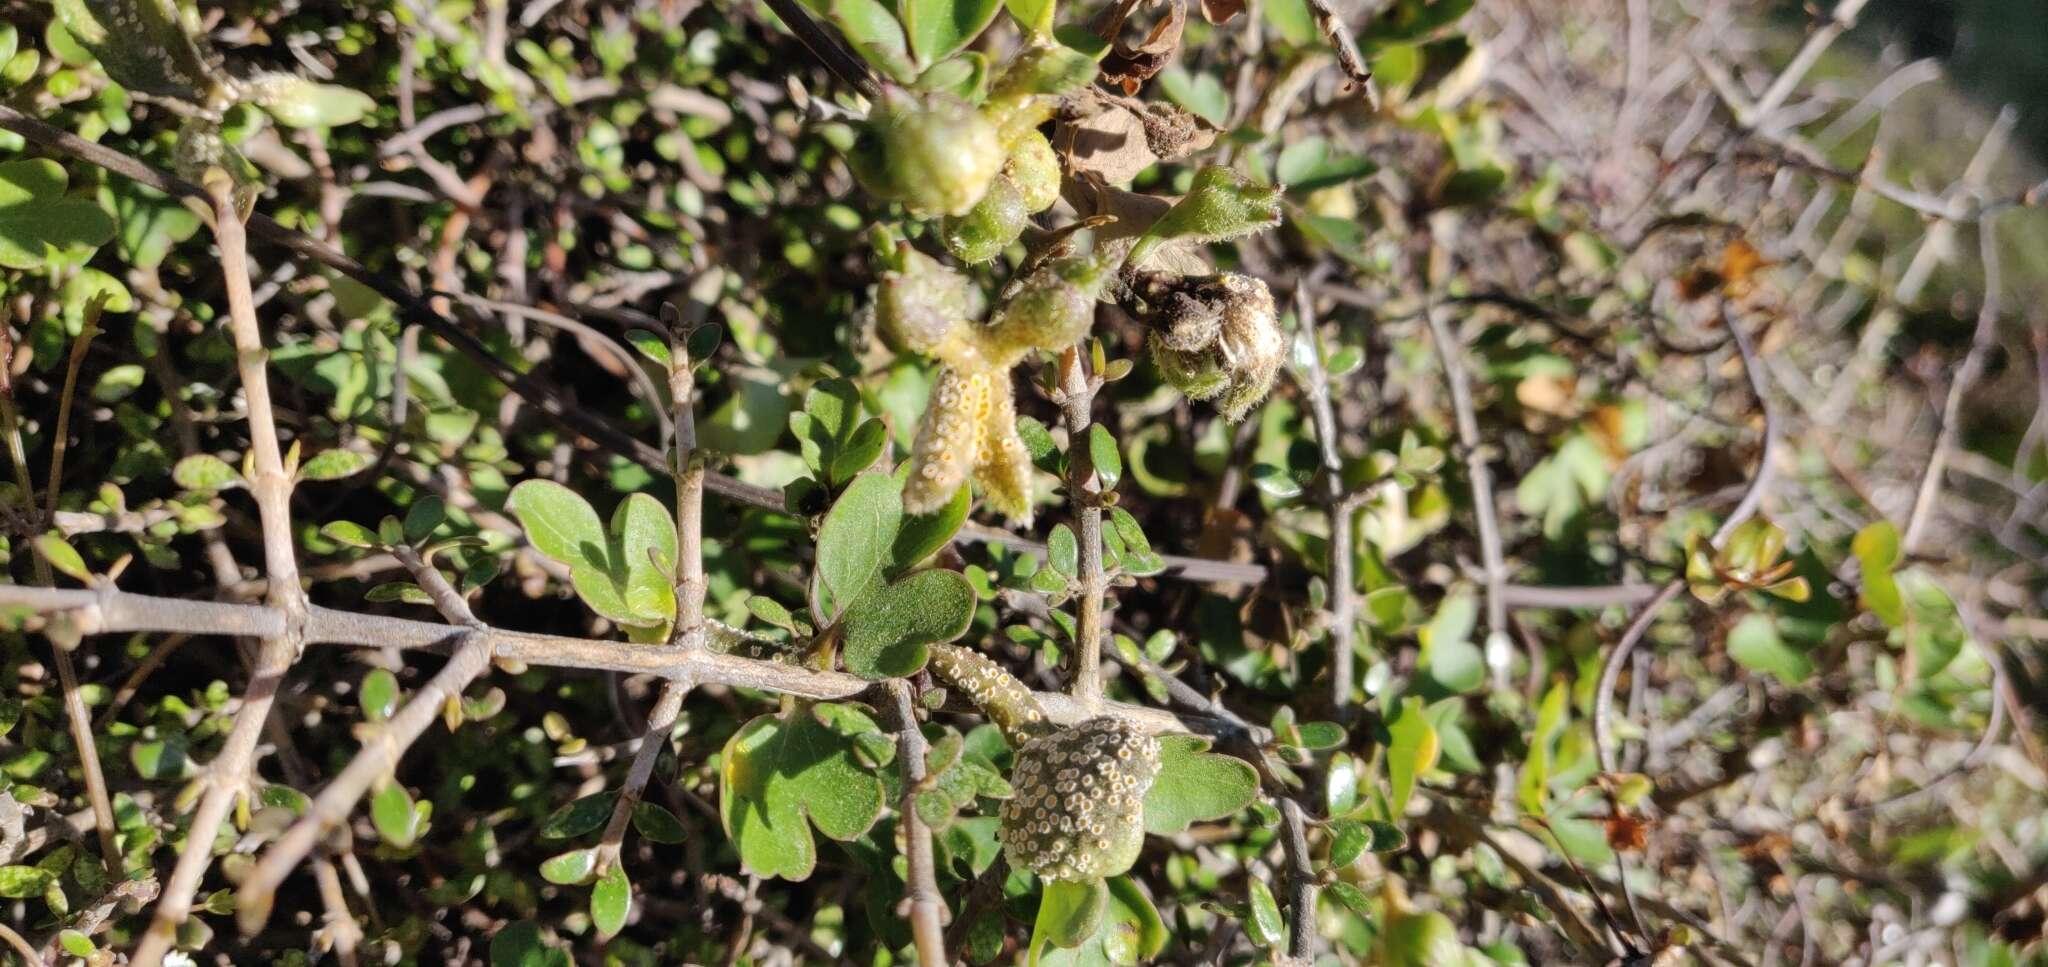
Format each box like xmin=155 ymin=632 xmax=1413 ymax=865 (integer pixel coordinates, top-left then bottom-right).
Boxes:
xmin=1134 ymin=272 xmax=1283 ymax=421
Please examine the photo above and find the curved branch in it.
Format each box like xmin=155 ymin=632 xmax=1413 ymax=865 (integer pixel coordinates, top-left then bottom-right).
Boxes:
xmin=1593 ymin=312 xmax=1777 ymax=773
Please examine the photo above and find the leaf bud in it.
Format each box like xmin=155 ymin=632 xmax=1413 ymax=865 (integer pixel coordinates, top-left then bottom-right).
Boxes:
xmin=851 ymin=89 xmax=1007 ymax=217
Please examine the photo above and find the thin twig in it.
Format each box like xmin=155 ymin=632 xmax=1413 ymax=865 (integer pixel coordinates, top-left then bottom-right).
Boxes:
xmin=1277 ymin=798 xmax=1319 ymax=962
xmin=1593 ymin=310 xmax=1777 ymax=773
xmin=597 ymin=312 xmax=709 ymax=875
xmin=1902 ymin=211 xmax=2004 ymax=553
xmin=1747 ymin=0 xmax=1871 ymax=124
xmin=1058 ymin=347 xmax=1108 ymax=712
xmin=1290 ymin=284 xmax=1358 ymax=723
xmin=1300 ymin=0 xmax=1380 ymax=109
xmin=234 ymin=545 xmax=493 ymax=934
xmin=0 ymin=585 xmax=1233 ymax=739
xmin=1424 ymin=301 xmax=1510 ymax=691
xmin=888 ymin=681 xmax=948 ymax=965
xmin=130 ymin=174 xmax=312 ymax=967
xmin=756 ymin=0 xmax=880 ymax=99
xmin=0 ymin=309 xmax=123 ymax=882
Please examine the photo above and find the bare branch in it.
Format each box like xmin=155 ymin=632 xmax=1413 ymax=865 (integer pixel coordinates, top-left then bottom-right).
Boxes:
xmin=1593 ymin=311 xmax=1777 ymax=773
xmin=1424 ymin=301 xmax=1510 ymax=691
xmin=1291 ymin=283 xmax=1357 ymax=727
xmin=235 ymin=547 xmax=491 ymax=934
xmin=1277 ymin=798 xmax=1319 ymax=963
xmin=131 ymin=175 xmax=311 ymax=967
xmin=1058 ymin=347 xmax=1108 ymax=712
xmin=0 ymin=585 xmax=1221 ymax=738
xmin=888 ymin=681 xmax=948 ymax=965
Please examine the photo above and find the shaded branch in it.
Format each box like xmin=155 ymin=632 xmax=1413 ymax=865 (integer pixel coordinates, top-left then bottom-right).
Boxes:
xmin=888 ymin=681 xmax=948 ymax=965
xmin=0 ymin=585 xmax=1225 ymax=738
xmin=1592 ymin=310 xmax=1777 ymax=773
xmin=132 ymin=176 xmax=310 ymax=967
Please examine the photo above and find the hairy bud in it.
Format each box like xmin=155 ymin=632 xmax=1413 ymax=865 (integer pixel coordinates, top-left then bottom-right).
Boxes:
xmin=1000 ymin=717 xmax=1162 ymax=882
xmin=975 ymin=384 xmax=1035 ymax=524
xmin=1128 ymin=166 xmax=1284 ymax=267
xmin=1137 ymin=273 xmax=1282 ymax=421
xmin=903 ymin=366 xmax=995 ymax=515
xmin=851 ymin=90 xmax=1007 ymax=217
xmin=1007 ymin=130 xmax=1062 ymax=214
xmin=875 ymin=245 xmax=986 ymax=369
xmin=982 ymin=252 xmax=1113 ymax=366
xmin=941 ymin=175 xmax=1030 ymax=265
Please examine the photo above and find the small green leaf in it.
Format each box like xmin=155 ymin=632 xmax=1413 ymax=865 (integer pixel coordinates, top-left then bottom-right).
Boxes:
xmin=173 ymin=454 xmax=240 ymax=492
xmin=490 ymin=922 xmax=572 ymax=967
xmin=321 ymin=521 xmax=380 ymax=548
xmin=403 ymin=496 xmax=446 ymax=543
xmin=591 ymin=863 xmax=630 ymax=937
xmin=1244 ymin=878 xmax=1284 ymax=948
xmin=831 ymin=418 xmax=890 ymax=485
xmin=1017 ymin=417 xmax=1057 ymax=465
xmin=623 ymin=329 xmax=670 ymax=367
xmin=539 ymin=847 xmax=598 ymax=885
xmin=297 ymin=448 xmax=371 ymax=482
xmin=371 ymin=782 xmax=421 ymax=848
xmin=509 ymin=481 xmax=604 ymax=569
xmin=1048 ymin=524 xmax=1078 ymax=578
xmin=1727 ymin=612 xmax=1811 ymax=686
xmin=685 ymin=324 xmax=722 ymax=364
xmin=1329 ymin=819 xmax=1370 ymax=867
xmin=841 ymin=568 xmax=976 ymax=679
xmin=1854 ymin=521 xmax=1905 ymax=626
xmin=891 ymin=483 xmax=970 ymax=570
xmin=242 ymin=73 xmax=376 ymax=128
xmin=1032 ymin=877 xmax=1108 ymax=957
xmin=1419 ymin=589 xmax=1484 ymax=693
xmin=90 ymin=364 xmax=145 ymax=402
xmin=1249 ymin=463 xmax=1303 ymax=499
xmin=816 ymin=473 xmax=904 ymax=620
xmin=1087 ymin=425 xmax=1122 ymax=489
xmin=0 ymin=159 xmax=116 ymax=269
xmin=359 ymin=669 xmax=400 ymax=723
xmin=540 ymin=791 xmax=620 ymax=840
xmin=31 ymin=533 xmax=91 ymax=582
xmin=1325 ymin=880 xmax=1373 ymax=918
xmin=1143 ymin=735 xmax=1258 ymax=835
xmin=903 ymin=0 xmax=1005 ymax=67
xmin=1005 ymin=0 xmax=1055 ymax=35
xmin=1275 ymin=136 xmax=1378 ymax=193
xmin=1155 ymin=68 xmax=1230 ymax=128
xmin=58 ymin=929 xmax=93 ymax=957
xmin=1386 ymin=696 xmax=1437 ymax=818
xmin=826 ymin=0 xmax=918 ymax=82
xmin=129 ymin=736 xmax=193 ymax=780
xmin=0 ymin=865 xmax=54 ymax=899
xmin=1293 ymin=721 xmax=1346 ymax=750
xmin=632 ymin=802 xmax=688 ymax=844
xmin=719 ymin=704 xmax=888 ymax=880
xmin=1325 ymin=752 xmax=1360 ymax=815
xmin=1040 ymin=876 xmax=1168 ymax=966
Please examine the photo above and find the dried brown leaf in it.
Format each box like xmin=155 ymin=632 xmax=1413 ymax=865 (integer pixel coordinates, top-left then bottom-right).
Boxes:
xmin=1096 ymin=0 xmax=1186 ymax=95
xmin=1199 ymin=0 xmax=1245 ymax=25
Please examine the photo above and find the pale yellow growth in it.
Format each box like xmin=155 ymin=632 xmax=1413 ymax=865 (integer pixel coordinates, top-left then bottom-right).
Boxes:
xmin=904 ymin=366 xmax=993 ymax=515
xmin=926 ymin=643 xmax=1048 ymax=745
xmin=975 ymin=380 xmax=1035 ymax=525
